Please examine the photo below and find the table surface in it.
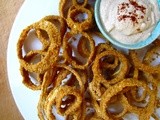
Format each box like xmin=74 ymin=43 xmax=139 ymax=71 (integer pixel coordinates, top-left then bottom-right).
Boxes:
xmin=0 ymin=0 xmax=24 ymax=119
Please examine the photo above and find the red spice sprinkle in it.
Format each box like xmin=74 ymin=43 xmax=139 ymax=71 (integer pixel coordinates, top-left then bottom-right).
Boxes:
xmin=118 ymin=15 xmax=138 ymax=23
xmin=117 ymin=0 xmax=146 ymax=25
xmin=129 ymin=0 xmax=146 ymax=14
xmin=130 ymin=15 xmax=137 ymax=22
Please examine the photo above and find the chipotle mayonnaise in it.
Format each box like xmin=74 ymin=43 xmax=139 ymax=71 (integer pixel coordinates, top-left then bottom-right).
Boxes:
xmin=100 ymin=0 xmax=160 ymax=44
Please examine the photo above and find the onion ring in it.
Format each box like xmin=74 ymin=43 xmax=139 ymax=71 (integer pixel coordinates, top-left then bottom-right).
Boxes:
xmin=37 ymin=15 xmax=67 ymax=41
xmin=55 ymin=86 xmax=82 ymax=116
xmin=92 ymin=50 xmax=128 ymax=85
xmin=20 ymin=50 xmax=46 ymax=90
xmin=59 ymin=0 xmax=73 ymax=19
xmin=77 ymin=35 xmax=92 ymax=58
xmin=63 ymin=32 xmax=95 ymax=69
xmin=129 ymin=49 xmax=160 ymax=74
xmin=67 ymin=6 xmax=93 ymax=32
xmin=17 ymin=20 xmax=61 ymax=73
xmin=100 ymin=79 xmax=156 ymax=120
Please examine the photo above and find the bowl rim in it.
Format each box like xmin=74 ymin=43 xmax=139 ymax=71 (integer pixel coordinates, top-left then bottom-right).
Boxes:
xmin=94 ymin=0 xmax=160 ymax=49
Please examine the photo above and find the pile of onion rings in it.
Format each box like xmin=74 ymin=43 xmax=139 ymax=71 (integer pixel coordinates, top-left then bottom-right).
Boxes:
xmin=16 ymin=0 xmax=160 ymax=120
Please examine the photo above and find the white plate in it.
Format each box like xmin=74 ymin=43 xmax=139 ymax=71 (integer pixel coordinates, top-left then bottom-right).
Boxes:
xmin=7 ymin=0 xmax=59 ymax=120
xmin=7 ymin=0 xmax=160 ymax=120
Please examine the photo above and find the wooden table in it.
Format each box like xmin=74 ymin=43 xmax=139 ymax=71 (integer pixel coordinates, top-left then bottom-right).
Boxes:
xmin=0 ymin=0 xmax=24 ymax=119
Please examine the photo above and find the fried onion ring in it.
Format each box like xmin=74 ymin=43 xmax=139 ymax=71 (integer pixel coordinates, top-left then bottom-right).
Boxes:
xmin=20 ymin=50 xmax=45 ymax=90
xmin=129 ymin=48 xmax=160 ymax=74
xmin=59 ymin=0 xmax=73 ymax=19
xmin=17 ymin=20 xmax=61 ymax=73
xmin=37 ymin=15 xmax=67 ymax=41
xmin=67 ymin=6 xmax=93 ymax=32
xmin=92 ymin=50 xmax=128 ymax=85
xmin=100 ymin=79 xmax=156 ymax=120
xmin=55 ymin=86 xmax=82 ymax=116
xmin=63 ymin=32 xmax=95 ymax=69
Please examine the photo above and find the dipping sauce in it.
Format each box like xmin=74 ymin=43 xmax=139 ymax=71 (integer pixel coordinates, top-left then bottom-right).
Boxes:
xmin=100 ymin=0 xmax=160 ymax=44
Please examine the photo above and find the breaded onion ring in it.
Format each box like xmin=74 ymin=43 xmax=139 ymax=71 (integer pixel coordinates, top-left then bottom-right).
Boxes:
xmin=53 ymin=64 xmax=86 ymax=93
xmin=17 ymin=20 xmax=61 ymax=73
xmin=55 ymin=86 xmax=82 ymax=116
xmin=67 ymin=6 xmax=93 ymax=32
xmin=100 ymin=79 xmax=156 ymax=120
xmin=77 ymin=35 xmax=92 ymax=58
xmin=63 ymin=32 xmax=95 ymax=69
xmin=59 ymin=0 xmax=73 ymax=19
xmin=37 ymin=15 xmax=67 ymax=41
xmin=129 ymin=48 xmax=160 ymax=74
xmin=20 ymin=50 xmax=45 ymax=90
xmin=92 ymin=50 xmax=128 ymax=85
xmin=44 ymin=86 xmax=82 ymax=119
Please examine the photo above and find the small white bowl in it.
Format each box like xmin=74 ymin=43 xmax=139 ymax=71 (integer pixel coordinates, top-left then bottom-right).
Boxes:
xmin=94 ymin=0 xmax=160 ymax=49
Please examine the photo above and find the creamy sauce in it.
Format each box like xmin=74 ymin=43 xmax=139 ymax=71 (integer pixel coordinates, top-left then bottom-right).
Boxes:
xmin=100 ymin=0 xmax=160 ymax=44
